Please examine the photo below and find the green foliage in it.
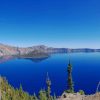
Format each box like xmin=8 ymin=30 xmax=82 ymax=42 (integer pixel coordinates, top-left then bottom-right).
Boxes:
xmin=67 ymin=61 xmax=74 ymax=93
xmin=79 ymin=90 xmax=85 ymax=95
xmin=65 ymin=89 xmax=74 ymax=93
xmin=0 ymin=76 xmax=56 ymax=100
xmin=33 ymin=93 xmax=38 ymax=100
xmin=53 ymin=93 xmax=56 ymax=100
xmin=0 ymin=60 xmax=86 ymax=100
xmin=39 ymin=89 xmax=47 ymax=100
xmin=46 ymin=72 xmax=52 ymax=100
xmin=0 ymin=77 xmax=35 ymax=100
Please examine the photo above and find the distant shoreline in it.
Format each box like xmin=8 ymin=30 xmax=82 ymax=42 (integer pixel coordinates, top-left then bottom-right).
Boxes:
xmin=0 ymin=43 xmax=100 ymax=57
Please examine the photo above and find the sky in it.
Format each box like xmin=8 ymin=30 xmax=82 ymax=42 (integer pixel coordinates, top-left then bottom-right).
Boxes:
xmin=0 ymin=0 xmax=100 ymax=48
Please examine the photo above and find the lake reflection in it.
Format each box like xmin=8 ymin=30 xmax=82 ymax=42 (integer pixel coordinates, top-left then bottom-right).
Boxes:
xmin=0 ymin=53 xmax=100 ymax=95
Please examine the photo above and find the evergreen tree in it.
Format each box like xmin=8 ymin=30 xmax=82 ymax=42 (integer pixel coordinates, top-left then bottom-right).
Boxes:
xmin=33 ymin=93 xmax=38 ymax=100
xmin=67 ymin=60 xmax=74 ymax=93
xmin=53 ymin=93 xmax=56 ymax=100
xmin=19 ymin=84 xmax=24 ymax=98
xmin=46 ymin=72 xmax=51 ymax=99
xmin=39 ymin=89 xmax=47 ymax=100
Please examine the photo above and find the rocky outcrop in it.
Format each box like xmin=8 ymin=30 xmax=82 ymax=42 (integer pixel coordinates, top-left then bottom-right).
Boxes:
xmin=58 ymin=92 xmax=100 ymax=100
xmin=0 ymin=43 xmax=18 ymax=56
xmin=0 ymin=44 xmax=50 ymax=57
xmin=0 ymin=43 xmax=100 ymax=57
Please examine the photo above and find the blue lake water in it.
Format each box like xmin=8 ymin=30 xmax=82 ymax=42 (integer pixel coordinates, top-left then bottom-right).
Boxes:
xmin=0 ymin=53 xmax=100 ymax=96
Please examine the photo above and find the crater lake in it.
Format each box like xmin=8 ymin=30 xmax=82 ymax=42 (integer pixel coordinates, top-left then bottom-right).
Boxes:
xmin=0 ymin=53 xmax=100 ymax=96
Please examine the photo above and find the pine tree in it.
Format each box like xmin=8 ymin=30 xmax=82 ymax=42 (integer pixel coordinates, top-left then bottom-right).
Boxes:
xmin=39 ymin=89 xmax=47 ymax=100
xmin=33 ymin=93 xmax=38 ymax=100
xmin=53 ymin=93 xmax=56 ymax=100
xmin=67 ymin=60 xmax=74 ymax=93
xmin=46 ymin=72 xmax=51 ymax=99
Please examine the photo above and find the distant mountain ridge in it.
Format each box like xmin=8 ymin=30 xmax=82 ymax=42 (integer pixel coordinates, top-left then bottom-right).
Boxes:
xmin=0 ymin=43 xmax=100 ymax=57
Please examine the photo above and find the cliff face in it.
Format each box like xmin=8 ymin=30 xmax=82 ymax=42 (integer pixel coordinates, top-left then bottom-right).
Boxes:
xmin=0 ymin=44 xmax=50 ymax=56
xmin=0 ymin=43 xmax=100 ymax=57
xmin=0 ymin=44 xmax=18 ymax=56
xmin=0 ymin=44 xmax=67 ymax=56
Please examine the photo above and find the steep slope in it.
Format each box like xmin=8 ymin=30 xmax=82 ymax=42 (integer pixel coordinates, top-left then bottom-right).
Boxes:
xmin=0 ymin=43 xmax=100 ymax=57
xmin=0 ymin=43 xmax=18 ymax=56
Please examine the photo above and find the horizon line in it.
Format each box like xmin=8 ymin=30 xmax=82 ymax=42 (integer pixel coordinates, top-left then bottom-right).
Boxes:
xmin=0 ymin=43 xmax=100 ymax=49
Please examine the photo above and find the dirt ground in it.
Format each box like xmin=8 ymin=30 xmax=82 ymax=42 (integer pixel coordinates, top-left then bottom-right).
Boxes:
xmin=57 ymin=92 xmax=100 ymax=100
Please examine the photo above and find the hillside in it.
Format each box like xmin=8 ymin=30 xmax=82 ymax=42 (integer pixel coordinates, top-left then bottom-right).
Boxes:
xmin=0 ymin=43 xmax=100 ymax=57
xmin=0 ymin=77 xmax=100 ymax=100
xmin=0 ymin=44 xmax=51 ymax=58
xmin=0 ymin=43 xmax=18 ymax=56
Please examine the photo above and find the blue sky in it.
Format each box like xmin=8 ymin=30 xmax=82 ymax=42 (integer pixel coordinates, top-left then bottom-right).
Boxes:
xmin=0 ymin=0 xmax=100 ymax=48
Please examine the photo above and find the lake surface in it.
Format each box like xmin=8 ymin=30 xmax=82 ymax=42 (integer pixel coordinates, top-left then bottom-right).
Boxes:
xmin=0 ymin=53 xmax=100 ymax=96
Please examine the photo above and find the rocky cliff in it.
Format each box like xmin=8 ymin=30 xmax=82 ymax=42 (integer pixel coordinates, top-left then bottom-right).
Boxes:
xmin=0 ymin=43 xmax=100 ymax=57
